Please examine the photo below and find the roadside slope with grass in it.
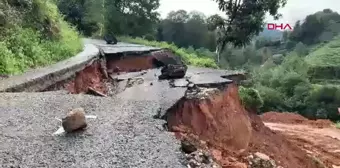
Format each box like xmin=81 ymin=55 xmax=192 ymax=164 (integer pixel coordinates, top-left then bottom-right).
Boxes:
xmin=118 ymin=36 xmax=218 ymax=68
xmin=0 ymin=0 xmax=82 ymax=75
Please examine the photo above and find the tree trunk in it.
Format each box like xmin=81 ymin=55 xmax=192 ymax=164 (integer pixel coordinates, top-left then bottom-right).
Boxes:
xmin=215 ymin=45 xmax=221 ymax=63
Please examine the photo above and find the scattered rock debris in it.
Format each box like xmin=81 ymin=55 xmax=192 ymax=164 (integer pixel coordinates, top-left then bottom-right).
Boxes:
xmin=159 ymin=64 xmax=187 ymax=80
xmin=181 ymin=139 xmax=197 ymax=154
xmin=153 ymin=108 xmax=163 ymax=119
xmin=62 ymin=108 xmax=87 ymax=133
xmin=247 ymin=152 xmax=278 ymax=168
xmin=309 ymin=156 xmax=327 ymax=168
xmin=186 ymin=150 xmax=221 ymax=168
xmin=0 ymin=74 xmax=9 ymax=80
xmin=126 ymin=77 xmax=144 ymax=88
xmin=87 ymin=87 xmax=107 ymax=97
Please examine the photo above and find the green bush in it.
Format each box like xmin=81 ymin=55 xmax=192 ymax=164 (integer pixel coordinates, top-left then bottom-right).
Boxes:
xmin=336 ymin=122 xmax=340 ymax=129
xmin=255 ymin=85 xmax=286 ymax=113
xmin=303 ymin=85 xmax=340 ymax=120
xmin=239 ymin=86 xmax=263 ymax=112
xmin=0 ymin=0 xmax=82 ymax=75
xmin=118 ymin=36 xmax=218 ymax=68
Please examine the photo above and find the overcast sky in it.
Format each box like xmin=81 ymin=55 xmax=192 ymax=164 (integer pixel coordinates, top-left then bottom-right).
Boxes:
xmin=158 ymin=0 xmax=340 ymax=25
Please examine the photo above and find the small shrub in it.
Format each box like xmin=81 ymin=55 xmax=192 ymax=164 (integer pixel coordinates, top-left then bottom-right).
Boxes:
xmin=255 ymin=85 xmax=286 ymax=113
xmin=239 ymin=86 xmax=263 ymax=112
xmin=303 ymin=85 xmax=340 ymax=120
xmin=336 ymin=122 xmax=340 ymax=129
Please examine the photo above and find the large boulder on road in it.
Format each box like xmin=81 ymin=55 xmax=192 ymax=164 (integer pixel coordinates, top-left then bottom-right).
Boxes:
xmin=158 ymin=64 xmax=187 ymax=80
xmin=62 ymin=108 xmax=87 ymax=133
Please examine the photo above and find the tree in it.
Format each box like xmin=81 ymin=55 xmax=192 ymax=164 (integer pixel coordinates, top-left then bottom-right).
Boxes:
xmin=288 ymin=9 xmax=340 ymax=45
xmin=56 ymin=0 xmax=160 ymax=37
xmin=160 ymin=10 xmax=189 ymax=47
xmin=207 ymin=14 xmax=226 ymax=62
xmin=104 ymin=0 xmax=160 ymax=37
xmin=294 ymin=42 xmax=308 ymax=56
xmin=184 ymin=11 xmax=209 ymax=49
xmin=212 ymin=0 xmax=287 ymax=62
xmin=159 ymin=10 xmax=215 ymax=49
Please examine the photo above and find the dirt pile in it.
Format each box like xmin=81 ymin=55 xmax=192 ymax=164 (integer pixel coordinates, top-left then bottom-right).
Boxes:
xmin=261 ymin=112 xmax=334 ymax=128
xmin=165 ymin=83 xmax=320 ymax=168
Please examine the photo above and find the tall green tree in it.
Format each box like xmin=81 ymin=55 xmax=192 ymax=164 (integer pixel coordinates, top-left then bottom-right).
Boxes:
xmin=104 ymin=0 xmax=160 ymax=37
xmin=212 ymin=0 xmax=287 ymax=62
xmin=56 ymin=0 xmax=160 ymax=37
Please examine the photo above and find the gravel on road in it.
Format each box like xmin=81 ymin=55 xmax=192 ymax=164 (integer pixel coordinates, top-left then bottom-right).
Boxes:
xmin=0 ymin=89 xmax=186 ymax=168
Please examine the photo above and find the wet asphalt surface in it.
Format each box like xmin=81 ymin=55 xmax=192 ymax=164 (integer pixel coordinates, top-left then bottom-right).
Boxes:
xmin=0 ymin=40 xmax=236 ymax=168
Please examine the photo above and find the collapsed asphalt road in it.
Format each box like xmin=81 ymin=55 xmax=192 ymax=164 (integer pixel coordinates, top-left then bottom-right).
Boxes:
xmin=0 ymin=84 xmax=186 ymax=167
xmin=0 ymin=68 xmax=237 ymax=168
xmin=0 ymin=40 xmax=244 ymax=167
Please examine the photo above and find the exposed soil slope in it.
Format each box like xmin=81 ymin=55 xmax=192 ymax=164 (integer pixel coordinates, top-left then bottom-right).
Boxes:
xmin=246 ymin=111 xmax=318 ymax=168
xmin=261 ymin=112 xmax=334 ymax=128
xmin=166 ymin=84 xmax=252 ymax=153
xmin=46 ymin=49 xmax=183 ymax=94
xmin=262 ymin=112 xmax=340 ymax=167
xmin=165 ymin=83 xmax=319 ymax=168
xmin=66 ymin=60 xmax=108 ymax=94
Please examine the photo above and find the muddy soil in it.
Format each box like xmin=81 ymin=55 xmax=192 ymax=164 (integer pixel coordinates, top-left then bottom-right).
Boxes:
xmin=261 ymin=111 xmax=334 ymax=128
xmin=265 ymin=122 xmax=340 ymax=167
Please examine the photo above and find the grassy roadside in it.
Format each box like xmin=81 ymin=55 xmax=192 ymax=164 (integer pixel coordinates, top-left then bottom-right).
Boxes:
xmin=118 ymin=36 xmax=218 ymax=68
xmin=0 ymin=0 xmax=82 ymax=75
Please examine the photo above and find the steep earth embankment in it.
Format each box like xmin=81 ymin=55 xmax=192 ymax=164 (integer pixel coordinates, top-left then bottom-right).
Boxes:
xmin=164 ymin=82 xmax=322 ymax=168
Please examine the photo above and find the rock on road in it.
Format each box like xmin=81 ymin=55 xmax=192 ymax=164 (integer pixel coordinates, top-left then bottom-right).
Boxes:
xmin=0 ymin=77 xmax=187 ymax=168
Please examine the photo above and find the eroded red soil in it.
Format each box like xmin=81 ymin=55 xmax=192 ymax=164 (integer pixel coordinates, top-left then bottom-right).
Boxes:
xmin=262 ymin=112 xmax=340 ymax=167
xmin=246 ymin=111 xmax=318 ymax=168
xmin=166 ymin=84 xmax=320 ymax=168
xmin=261 ymin=112 xmax=334 ymax=128
xmin=66 ymin=60 xmax=108 ymax=94
xmin=106 ymin=55 xmax=154 ymax=72
xmin=167 ymin=84 xmax=252 ymax=152
xmin=65 ymin=49 xmax=180 ymax=94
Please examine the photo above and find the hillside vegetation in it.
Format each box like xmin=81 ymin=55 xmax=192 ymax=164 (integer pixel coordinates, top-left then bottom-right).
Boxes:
xmin=0 ymin=0 xmax=81 ymax=75
xmin=246 ymin=9 xmax=340 ymax=121
xmin=306 ymin=36 xmax=340 ymax=80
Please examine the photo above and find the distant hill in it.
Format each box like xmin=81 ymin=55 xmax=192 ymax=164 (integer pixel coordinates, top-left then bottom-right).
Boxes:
xmin=258 ymin=29 xmax=283 ymax=40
